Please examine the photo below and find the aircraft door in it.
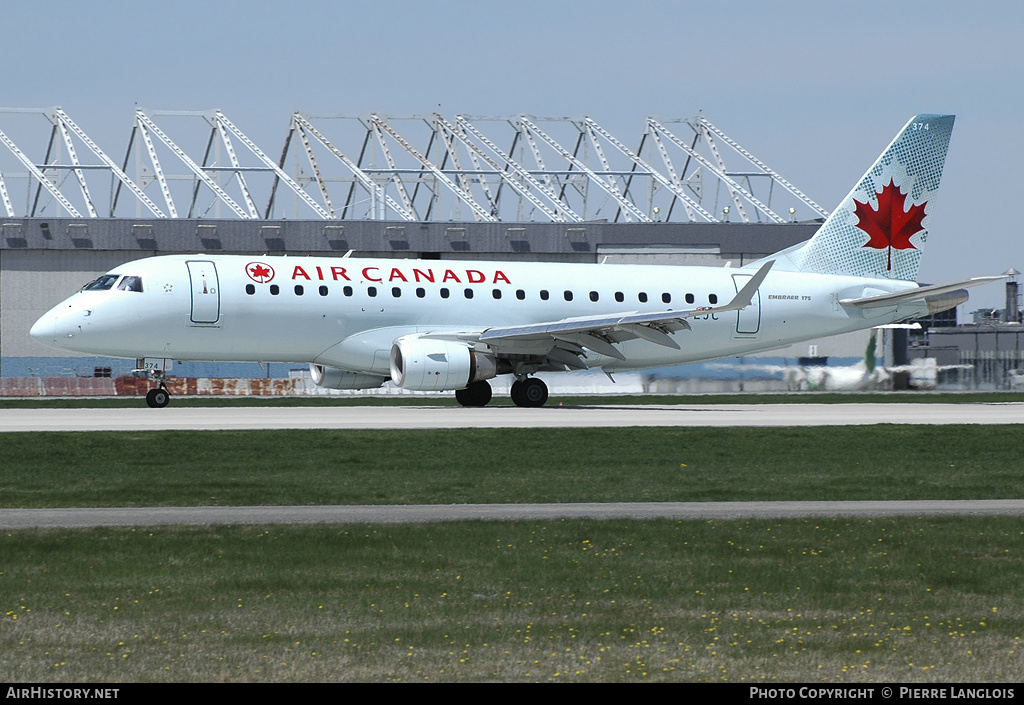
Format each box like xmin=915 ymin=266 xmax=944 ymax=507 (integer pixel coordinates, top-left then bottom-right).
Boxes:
xmin=732 ymin=273 xmax=761 ymax=335
xmin=187 ymin=260 xmax=220 ymax=324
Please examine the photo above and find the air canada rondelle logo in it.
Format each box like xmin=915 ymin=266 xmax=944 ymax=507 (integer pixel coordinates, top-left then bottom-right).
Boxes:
xmin=246 ymin=262 xmax=275 ymax=283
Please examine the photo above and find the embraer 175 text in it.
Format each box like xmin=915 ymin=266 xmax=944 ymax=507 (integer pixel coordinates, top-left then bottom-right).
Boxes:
xmin=31 ymin=114 xmax=1001 ymax=408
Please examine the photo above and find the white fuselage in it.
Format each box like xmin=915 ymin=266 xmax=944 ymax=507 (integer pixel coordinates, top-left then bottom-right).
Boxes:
xmin=31 ymin=254 xmax=924 ymax=376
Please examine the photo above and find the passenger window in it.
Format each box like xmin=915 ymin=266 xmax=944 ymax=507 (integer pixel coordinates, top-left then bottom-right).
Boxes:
xmin=441 ymin=288 xmax=450 ymax=299
xmin=392 ymin=287 xmax=401 ymax=298
xmin=295 ymin=285 xmax=304 ymax=296
xmin=638 ymin=292 xmax=648 ymax=303
xmin=270 ymin=285 xmax=280 ymax=295
xmin=662 ymin=293 xmax=671 ymax=304
xmin=245 ymin=284 xmax=256 ymax=295
xmin=464 ymin=288 xmax=474 ymax=299
xmin=343 ymin=286 xmax=353 ymax=297
xmin=319 ymin=285 xmax=328 ymax=296
xmin=709 ymin=294 xmax=718 ymax=304
xmin=367 ymin=287 xmax=377 ymax=297
xmin=685 ymin=293 xmax=695 ymax=304
xmin=589 ymin=291 xmax=599 ymax=302
xmin=117 ymin=276 xmax=143 ymax=292
xmin=516 ymin=289 xmax=526 ymax=300
xmin=416 ymin=287 xmax=425 ymax=298
xmin=492 ymin=289 xmax=502 ymax=299
xmin=564 ymin=291 xmax=573 ymax=302
xmin=540 ymin=290 xmax=549 ymax=301
xmin=614 ymin=292 xmax=624 ymax=303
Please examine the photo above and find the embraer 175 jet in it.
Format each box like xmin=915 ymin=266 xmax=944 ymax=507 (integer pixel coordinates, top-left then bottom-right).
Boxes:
xmin=31 ymin=114 xmax=1001 ymax=408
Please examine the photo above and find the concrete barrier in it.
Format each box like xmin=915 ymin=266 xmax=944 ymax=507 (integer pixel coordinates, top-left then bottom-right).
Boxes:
xmin=1 ymin=376 xmax=307 ymax=397
xmin=2 ymin=370 xmax=653 ymax=397
xmin=0 ymin=377 xmax=120 ymax=396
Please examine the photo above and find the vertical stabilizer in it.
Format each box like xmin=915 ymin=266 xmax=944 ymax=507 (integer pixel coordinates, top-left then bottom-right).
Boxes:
xmin=763 ymin=114 xmax=954 ymax=281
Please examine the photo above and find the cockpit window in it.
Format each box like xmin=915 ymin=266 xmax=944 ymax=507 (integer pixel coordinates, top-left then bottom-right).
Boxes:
xmin=83 ymin=274 xmax=120 ymax=291
xmin=117 ymin=276 xmax=143 ymax=292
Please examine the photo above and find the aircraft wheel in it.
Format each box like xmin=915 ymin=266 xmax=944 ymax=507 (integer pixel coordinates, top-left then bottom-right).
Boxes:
xmin=520 ymin=378 xmax=548 ymax=407
xmin=455 ymin=380 xmax=492 ymax=407
xmin=510 ymin=380 xmax=525 ymax=407
xmin=512 ymin=378 xmax=547 ymax=408
xmin=146 ymin=388 xmax=170 ymax=408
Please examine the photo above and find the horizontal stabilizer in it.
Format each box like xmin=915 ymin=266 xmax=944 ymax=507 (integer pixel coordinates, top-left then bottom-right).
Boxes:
xmin=840 ymin=276 xmax=1004 ymax=309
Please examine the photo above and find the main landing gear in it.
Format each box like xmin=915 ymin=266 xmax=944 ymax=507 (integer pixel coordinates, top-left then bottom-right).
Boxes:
xmin=454 ymin=380 xmax=493 ymax=407
xmin=510 ymin=378 xmax=548 ymax=408
xmin=454 ymin=377 xmax=549 ymax=408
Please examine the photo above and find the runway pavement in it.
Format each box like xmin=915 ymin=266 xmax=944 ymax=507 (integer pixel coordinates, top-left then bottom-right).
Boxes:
xmin=4 ymin=500 xmax=1024 ymax=529
xmin=1 ymin=402 xmax=1022 ymax=432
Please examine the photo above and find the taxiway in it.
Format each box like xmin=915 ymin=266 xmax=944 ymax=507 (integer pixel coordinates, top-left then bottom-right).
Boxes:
xmin=4 ymin=500 xmax=1024 ymax=529
xmin=1 ymin=402 xmax=1022 ymax=432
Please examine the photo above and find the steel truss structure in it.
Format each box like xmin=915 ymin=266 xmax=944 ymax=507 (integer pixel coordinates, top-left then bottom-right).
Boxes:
xmin=0 ymin=107 xmax=827 ymax=223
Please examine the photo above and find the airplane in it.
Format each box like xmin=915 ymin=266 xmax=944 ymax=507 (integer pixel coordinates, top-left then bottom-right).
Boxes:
xmin=30 ymin=114 xmax=1003 ymax=408
xmin=711 ymin=326 xmax=973 ymax=391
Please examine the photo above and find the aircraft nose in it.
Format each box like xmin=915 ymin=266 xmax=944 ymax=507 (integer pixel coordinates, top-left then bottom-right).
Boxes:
xmin=30 ymin=313 xmax=56 ymax=346
xmin=31 ymin=302 xmax=88 ymax=350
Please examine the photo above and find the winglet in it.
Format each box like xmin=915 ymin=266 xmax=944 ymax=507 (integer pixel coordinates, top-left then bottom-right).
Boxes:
xmin=707 ymin=260 xmax=774 ymax=315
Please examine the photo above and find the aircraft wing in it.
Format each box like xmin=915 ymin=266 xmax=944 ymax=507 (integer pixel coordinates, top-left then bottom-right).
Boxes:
xmin=840 ymin=276 xmax=1004 ymax=309
xmin=421 ymin=260 xmax=773 ymax=364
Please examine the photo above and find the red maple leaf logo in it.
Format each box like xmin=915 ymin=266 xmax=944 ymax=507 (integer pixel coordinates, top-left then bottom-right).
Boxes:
xmin=246 ymin=262 xmax=274 ymax=283
xmin=854 ymin=179 xmax=927 ymax=271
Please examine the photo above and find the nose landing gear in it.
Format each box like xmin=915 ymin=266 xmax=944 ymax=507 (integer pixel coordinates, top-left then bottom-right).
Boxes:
xmin=134 ymin=360 xmax=172 ymax=408
xmin=145 ymin=382 xmax=170 ymax=408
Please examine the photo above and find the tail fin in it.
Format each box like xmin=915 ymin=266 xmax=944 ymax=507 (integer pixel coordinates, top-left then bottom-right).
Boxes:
xmin=764 ymin=114 xmax=954 ymax=281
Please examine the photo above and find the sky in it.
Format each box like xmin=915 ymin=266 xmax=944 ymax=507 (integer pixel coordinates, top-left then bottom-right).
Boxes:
xmin=3 ymin=0 xmax=1021 ymax=308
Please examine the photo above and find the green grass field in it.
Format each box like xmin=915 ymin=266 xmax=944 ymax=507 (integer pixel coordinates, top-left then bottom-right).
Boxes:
xmin=2 ymin=425 xmax=1024 ymax=507
xmin=3 ymin=518 xmax=1021 ymax=682
xmin=2 ymin=421 xmax=1022 ymax=682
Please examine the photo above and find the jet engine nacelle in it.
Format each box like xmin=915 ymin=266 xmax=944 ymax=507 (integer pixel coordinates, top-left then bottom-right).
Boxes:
xmin=390 ymin=335 xmax=497 ymax=391
xmin=309 ymin=363 xmax=388 ymax=390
